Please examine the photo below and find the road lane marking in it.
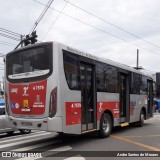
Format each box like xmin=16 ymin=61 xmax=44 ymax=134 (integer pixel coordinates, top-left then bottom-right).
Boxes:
xmin=121 ymin=135 xmax=160 ymax=138
xmin=49 ymin=145 xmax=72 ymax=151
xmin=0 ymin=132 xmax=52 ymax=145
xmin=149 ymin=119 xmax=160 ymax=121
xmin=64 ymin=156 xmax=86 ymax=160
xmin=12 ymin=140 xmax=61 ymax=151
xmin=16 ymin=145 xmax=72 ymax=160
xmin=0 ymin=133 xmax=52 ymax=149
xmin=111 ymin=135 xmax=160 ymax=151
xmin=0 ymin=131 xmax=47 ymax=141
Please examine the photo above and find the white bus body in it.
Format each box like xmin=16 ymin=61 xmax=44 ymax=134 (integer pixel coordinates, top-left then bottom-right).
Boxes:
xmin=5 ymin=42 xmax=153 ymax=137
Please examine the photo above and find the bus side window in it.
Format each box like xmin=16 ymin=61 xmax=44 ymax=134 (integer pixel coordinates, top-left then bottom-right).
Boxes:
xmin=63 ymin=51 xmax=80 ymax=90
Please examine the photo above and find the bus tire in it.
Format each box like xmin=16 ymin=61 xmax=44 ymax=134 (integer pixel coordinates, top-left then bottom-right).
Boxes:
xmin=98 ymin=113 xmax=112 ymax=138
xmin=7 ymin=131 xmax=14 ymax=135
xmin=137 ymin=110 xmax=145 ymax=127
xmin=19 ymin=129 xmax=31 ymax=134
xmin=58 ymin=132 xmax=65 ymax=136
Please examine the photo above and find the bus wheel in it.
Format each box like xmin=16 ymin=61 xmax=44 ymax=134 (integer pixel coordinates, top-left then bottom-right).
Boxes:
xmin=98 ymin=113 xmax=112 ymax=138
xmin=138 ymin=110 xmax=145 ymax=127
xmin=58 ymin=132 xmax=64 ymax=136
xmin=19 ymin=129 xmax=31 ymax=134
xmin=7 ymin=131 xmax=14 ymax=135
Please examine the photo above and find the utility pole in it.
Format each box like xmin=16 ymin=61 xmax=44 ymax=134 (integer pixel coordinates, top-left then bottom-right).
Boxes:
xmin=134 ymin=49 xmax=143 ymax=70
xmin=20 ymin=35 xmax=23 ymax=47
xmin=136 ymin=49 xmax=139 ymax=69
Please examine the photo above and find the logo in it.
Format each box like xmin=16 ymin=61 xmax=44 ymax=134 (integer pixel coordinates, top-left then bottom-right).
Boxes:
xmin=23 ymin=100 xmax=28 ymax=108
xmin=116 ymin=103 xmax=119 ymax=109
xmin=10 ymin=88 xmax=18 ymax=94
xmin=2 ymin=152 xmax=11 ymax=157
xmin=99 ymin=102 xmax=103 ymax=112
xmin=11 ymin=102 xmax=15 ymax=109
xmin=36 ymin=95 xmax=40 ymax=103
xmin=23 ymin=87 xmax=29 ymax=96
xmin=15 ymin=103 xmax=19 ymax=109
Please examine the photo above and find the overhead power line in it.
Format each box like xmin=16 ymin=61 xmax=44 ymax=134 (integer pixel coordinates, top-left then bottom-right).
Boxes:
xmin=33 ymin=0 xmax=160 ymax=56
xmin=0 ymin=33 xmax=20 ymax=41
xmin=0 ymin=40 xmax=16 ymax=47
xmin=64 ymin=0 xmax=160 ymax=50
xmin=30 ymin=0 xmax=55 ymax=34
xmin=0 ymin=27 xmax=21 ymax=37
xmin=42 ymin=0 xmax=69 ymax=40
xmin=0 ymin=27 xmax=21 ymax=42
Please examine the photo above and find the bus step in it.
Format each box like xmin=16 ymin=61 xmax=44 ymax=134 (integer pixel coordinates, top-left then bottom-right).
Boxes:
xmin=82 ymin=129 xmax=97 ymax=134
xmin=120 ymin=122 xmax=129 ymax=127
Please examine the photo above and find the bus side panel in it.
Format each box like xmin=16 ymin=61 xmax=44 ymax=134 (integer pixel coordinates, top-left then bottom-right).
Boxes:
xmin=96 ymin=92 xmax=120 ymax=130
xmin=58 ymin=45 xmax=82 ymax=134
xmin=47 ymin=43 xmax=63 ymax=132
xmin=130 ymin=94 xmax=148 ymax=123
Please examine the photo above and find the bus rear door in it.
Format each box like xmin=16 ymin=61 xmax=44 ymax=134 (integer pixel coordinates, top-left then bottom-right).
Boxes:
xmin=147 ymin=80 xmax=153 ymax=117
xmin=119 ymin=73 xmax=130 ymax=124
xmin=80 ymin=62 xmax=96 ymax=133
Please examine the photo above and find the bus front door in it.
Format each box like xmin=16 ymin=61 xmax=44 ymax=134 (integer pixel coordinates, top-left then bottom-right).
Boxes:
xmin=80 ymin=63 xmax=96 ymax=132
xmin=119 ymin=73 xmax=130 ymax=123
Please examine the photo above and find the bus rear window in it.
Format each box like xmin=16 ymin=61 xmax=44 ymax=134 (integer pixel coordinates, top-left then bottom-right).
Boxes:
xmin=7 ymin=46 xmax=52 ymax=81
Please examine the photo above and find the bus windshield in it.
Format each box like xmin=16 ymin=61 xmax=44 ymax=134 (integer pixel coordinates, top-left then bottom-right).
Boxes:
xmin=7 ymin=46 xmax=51 ymax=81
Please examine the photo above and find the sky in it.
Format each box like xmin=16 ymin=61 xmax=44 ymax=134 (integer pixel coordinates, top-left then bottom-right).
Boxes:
xmin=0 ymin=0 xmax=160 ymax=80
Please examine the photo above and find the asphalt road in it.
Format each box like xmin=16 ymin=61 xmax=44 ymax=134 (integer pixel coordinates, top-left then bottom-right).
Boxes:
xmin=0 ymin=113 xmax=160 ymax=160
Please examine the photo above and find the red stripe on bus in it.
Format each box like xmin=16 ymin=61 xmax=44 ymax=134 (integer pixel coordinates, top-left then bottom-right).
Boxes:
xmin=9 ymin=80 xmax=47 ymax=115
xmin=97 ymin=102 xmax=120 ymax=121
xmin=66 ymin=101 xmax=120 ymax=125
xmin=66 ymin=102 xmax=81 ymax=126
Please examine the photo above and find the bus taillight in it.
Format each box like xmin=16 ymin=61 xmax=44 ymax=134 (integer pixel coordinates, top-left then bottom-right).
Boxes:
xmin=49 ymin=87 xmax=57 ymax=117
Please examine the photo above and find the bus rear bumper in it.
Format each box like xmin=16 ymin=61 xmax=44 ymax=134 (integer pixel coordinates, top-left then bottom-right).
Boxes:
xmin=9 ymin=116 xmax=62 ymax=132
xmin=48 ymin=117 xmax=62 ymax=132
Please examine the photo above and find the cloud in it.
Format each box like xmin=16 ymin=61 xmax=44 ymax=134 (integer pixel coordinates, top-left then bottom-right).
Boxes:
xmin=0 ymin=0 xmax=160 ymax=80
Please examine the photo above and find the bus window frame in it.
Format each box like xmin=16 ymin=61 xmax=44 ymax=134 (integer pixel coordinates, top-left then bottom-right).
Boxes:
xmin=6 ymin=42 xmax=53 ymax=83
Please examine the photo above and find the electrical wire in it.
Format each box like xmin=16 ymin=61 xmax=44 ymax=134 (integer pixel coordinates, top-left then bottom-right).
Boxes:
xmin=64 ymin=0 xmax=160 ymax=50
xmin=0 ymin=29 xmax=20 ymax=38
xmin=33 ymin=0 xmax=160 ymax=56
xmin=0 ymin=27 xmax=21 ymax=37
xmin=0 ymin=33 xmax=20 ymax=41
xmin=30 ymin=0 xmax=55 ymax=34
xmin=42 ymin=0 xmax=69 ymax=41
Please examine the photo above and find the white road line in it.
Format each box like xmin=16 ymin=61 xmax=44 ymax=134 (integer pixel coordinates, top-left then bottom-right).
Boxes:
xmin=49 ymin=145 xmax=72 ymax=151
xmin=16 ymin=145 xmax=72 ymax=160
xmin=0 ymin=131 xmax=47 ymax=141
xmin=0 ymin=132 xmax=52 ymax=145
xmin=64 ymin=156 xmax=86 ymax=160
xmin=0 ymin=133 xmax=52 ymax=149
xmin=12 ymin=140 xmax=61 ymax=151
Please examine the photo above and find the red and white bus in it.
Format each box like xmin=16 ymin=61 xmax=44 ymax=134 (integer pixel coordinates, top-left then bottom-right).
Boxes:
xmin=4 ymin=42 xmax=153 ymax=138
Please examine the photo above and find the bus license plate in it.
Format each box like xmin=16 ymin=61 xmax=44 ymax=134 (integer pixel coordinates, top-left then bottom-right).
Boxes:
xmin=21 ymin=122 xmax=32 ymax=126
